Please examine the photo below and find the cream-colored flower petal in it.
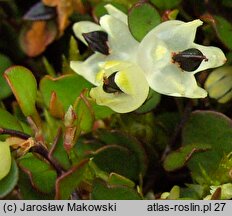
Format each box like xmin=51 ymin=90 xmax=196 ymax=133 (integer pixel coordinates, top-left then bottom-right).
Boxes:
xmin=144 ymin=64 xmax=207 ymax=98
xmin=138 ymin=35 xmax=170 ymax=77
xmin=99 ymin=15 xmax=139 ymax=59
xmin=205 ymin=66 xmax=232 ymax=103
xmin=90 ymin=61 xmax=149 ymax=113
xmin=73 ymin=21 xmax=103 ymax=45
xmin=192 ymin=44 xmax=227 ymax=74
xmin=105 ymin=4 xmax=127 ymax=24
xmin=144 ymin=19 xmax=203 ymax=51
xmin=206 ymin=76 xmax=232 ymax=99
xmin=70 ymin=53 xmax=105 ymax=85
xmin=0 ymin=141 xmax=11 ymax=180
xmin=218 ymin=90 xmax=232 ymax=103
xmin=205 ymin=66 xmax=232 ymax=88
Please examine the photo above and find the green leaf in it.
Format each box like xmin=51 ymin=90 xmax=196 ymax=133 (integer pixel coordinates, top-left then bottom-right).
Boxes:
xmin=93 ymin=2 xmax=127 ymax=20
xmin=74 ymin=91 xmax=94 ymax=133
xmin=18 ymin=170 xmax=54 ymax=200
xmin=135 ymin=89 xmax=161 ymax=113
xmin=4 ymin=66 xmax=37 ymax=117
xmin=49 ymin=129 xmax=71 ymax=170
xmin=93 ymin=145 xmax=138 ymax=179
xmin=55 ymin=159 xmax=89 ymax=199
xmin=0 ymin=141 xmax=11 ymax=180
xmin=163 ymin=143 xmax=211 ymax=171
xmin=153 ymin=112 xmax=181 ymax=151
xmin=91 ymin=179 xmax=142 ymax=200
xmin=42 ymin=110 xmax=61 ymax=143
xmin=74 ymin=137 xmax=103 ymax=160
xmin=182 ymin=111 xmax=232 ymax=179
xmin=93 ymin=130 xmax=147 ymax=180
xmin=213 ymin=16 xmax=232 ymax=50
xmin=0 ymin=53 xmax=13 ymax=99
xmin=108 ymin=173 xmax=135 ymax=188
xmin=168 ymin=185 xmax=180 ymax=199
xmin=0 ymin=107 xmax=23 ymax=131
xmin=150 ymin=0 xmax=182 ymax=10
xmin=18 ymin=153 xmax=57 ymax=194
xmin=113 ymin=113 xmax=155 ymax=146
xmin=0 ymin=159 xmax=19 ymax=198
xmin=40 ymin=74 xmax=93 ymax=114
xmin=91 ymin=101 xmax=114 ymax=119
xmin=68 ymin=36 xmax=83 ymax=62
xmin=128 ymin=2 xmax=161 ymax=41
xmin=181 ymin=184 xmax=205 ymax=199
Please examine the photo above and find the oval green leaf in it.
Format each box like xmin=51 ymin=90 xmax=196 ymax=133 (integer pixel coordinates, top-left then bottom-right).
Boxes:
xmin=213 ymin=16 xmax=232 ymax=50
xmin=94 ymin=130 xmax=147 ymax=180
xmin=182 ymin=111 xmax=232 ymax=178
xmin=128 ymin=2 xmax=161 ymax=41
xmin=19 ymin=153 xmax=57 ymax=194
xmin=0 ymin=107 xmax=23 ymax=131
xmin=74 ymin=92 xmax=94 ymax=133
xmin=135 ymin=89 xmax=161 ymax=113
xmin=0 ymin=53 xmax=13 ymax=99
xmin=4 ymin=66 xmax=37 ymax=117
xmin=150 ymin=0 xmax=182 ymax=10
xmin=40 ymin=74 xmax=93 ymax=113
xmin=163 ymin=144 xmax=211 ymax=172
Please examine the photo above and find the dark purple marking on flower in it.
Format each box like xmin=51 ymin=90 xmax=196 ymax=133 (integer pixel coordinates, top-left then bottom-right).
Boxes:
xmin=172 ymin=48 xmax=208 ymax=72
xmin=23 ymin=2 xmax=56 ymax=21
xmin=82 ymin=31 xmax=109 ymax=55
xmin=103 ymin=72 xmax=123 ymax=94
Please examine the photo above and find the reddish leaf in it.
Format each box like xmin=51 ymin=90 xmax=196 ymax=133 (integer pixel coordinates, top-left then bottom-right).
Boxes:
xmin=49 ymin=92 xmax=65 ymax=118
xmin=19 ymin=20 xmax=57 ymax=57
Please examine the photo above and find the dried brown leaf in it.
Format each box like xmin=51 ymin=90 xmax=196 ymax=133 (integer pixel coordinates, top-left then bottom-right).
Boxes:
xmin=20 ymin=20 xmax=57 ymax=57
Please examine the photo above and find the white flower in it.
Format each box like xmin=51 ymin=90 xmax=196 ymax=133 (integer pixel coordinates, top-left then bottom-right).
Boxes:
xmin=137 ymin=19 xmax=227 ymax=98
xmin=70 ymin=5 xmax=149 ymax=113
xmin=70 ymin=4 xmax=139 ymax=86
xmin=70 ymin=5 xmax=226 ymax=112
xmin=89 ymin=61 xmax=149 ymax=113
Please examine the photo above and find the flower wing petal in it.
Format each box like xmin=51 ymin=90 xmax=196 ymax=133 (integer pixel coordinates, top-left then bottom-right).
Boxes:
xmin=145 ymin=64 xmax=207 ymax=98
xmin=73 ymin=21 xmax=103 ymax=45
xmin=70 ymin=53 xmax=105 ymax=85
xmin=147 ymin=19 xmax=203 ymax=51
xmin=104 ymin=4 xmax=127 ymax=24
xmin=192 ymin=44 xmax=227 ymax=73
xmin=100 ymin=15 xmax=139 ymax=58
xmin=90 ymin=63 xmax=149 ymax=113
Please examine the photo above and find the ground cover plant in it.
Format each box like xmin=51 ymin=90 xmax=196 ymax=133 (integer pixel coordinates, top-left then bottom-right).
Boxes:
xmin=0 ymin=0 xmax=232 ymax=200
